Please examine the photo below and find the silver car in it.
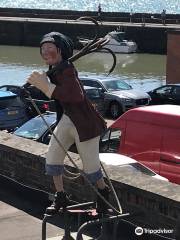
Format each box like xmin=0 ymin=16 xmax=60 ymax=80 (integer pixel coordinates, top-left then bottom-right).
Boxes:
xmin=80 ymin=76 xmax=151 ymax=119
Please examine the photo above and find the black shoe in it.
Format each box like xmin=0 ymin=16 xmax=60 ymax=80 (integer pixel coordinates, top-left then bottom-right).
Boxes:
xmin=45 ymin=191 xmax=70 ymax=215
xmin=96 ymin=186 xmax=110 ymax=214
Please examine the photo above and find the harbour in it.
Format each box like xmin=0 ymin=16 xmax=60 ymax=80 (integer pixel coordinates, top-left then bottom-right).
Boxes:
xmin=0 ymin=45 xmax=166 ymax=92
xmin=0 ymin=5 xmax=180 ymax=54
xmin=0 ymin=43 xmax=179 ymax=240
xmin=0 ymin=4 xmax=180 ymax=240
xmin=0 ymin=1 xmax=179 ymax=13
xmin=0 ymin=14 xmax=176 ymax=54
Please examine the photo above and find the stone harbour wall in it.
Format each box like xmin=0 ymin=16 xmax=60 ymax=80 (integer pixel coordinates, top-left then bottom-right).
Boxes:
xmin=0 ymin=15 xmax=170 ymax=53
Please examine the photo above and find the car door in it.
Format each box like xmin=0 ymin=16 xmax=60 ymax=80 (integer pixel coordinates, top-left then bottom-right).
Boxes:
xmin=150 ymin=86 xmax=173 ymax=104
xmin=170 ymin=86 xmax=180 ymax=105
xmin=160 ymin=127 xmax=180 ymax=184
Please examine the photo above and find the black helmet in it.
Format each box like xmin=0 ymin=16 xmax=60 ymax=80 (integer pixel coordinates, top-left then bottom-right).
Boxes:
xmin=40 ymin=32 xmax=73 ymax=60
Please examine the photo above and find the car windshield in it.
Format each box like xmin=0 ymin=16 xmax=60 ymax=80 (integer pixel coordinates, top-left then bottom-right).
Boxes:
xmin=102 ymin=80 xmax=132 ymax=91
xmin=14 ymin=115 xmax=56 ymax=140
xmin=122 ymin=163 xmax=155 ymax=176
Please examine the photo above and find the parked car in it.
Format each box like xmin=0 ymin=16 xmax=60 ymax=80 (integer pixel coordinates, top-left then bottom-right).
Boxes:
xmin=80 ymin=75 xmax=151 ymax=119
xmin=13 ymin=111 xmax=57 ymax=144
xmin=99 ymin=153 xmax=169 ymax=182
xmin=0 ymin=84 xmax=104 ymax=116
xmin=100 ymin=105 xmax=180 ymax=185
xmin=0 ymin=84 xmax=48 ymax=100
xmin=148 ymin=84 xmax=180 ymax=105
xmin=13 ymin=108 xmax=107 ymax=154
xmin=13 ymin=106 xmax=102 ymax=147
xmin=13 ymin=111 xmax=78 ymax=152
xmin=14 ymin=113 xmax=168 ymax=182
xmin=0 ymin=85 xmax=55 ymax=117
xmin=0 ymin=90 xmax=29 ymax=131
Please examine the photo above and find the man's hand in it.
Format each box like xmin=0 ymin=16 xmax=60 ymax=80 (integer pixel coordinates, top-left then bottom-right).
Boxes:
xmin=27 ymin=71 xmax=47 ymax=87
xmin=27 ymin=71 xmax=55 ymax=98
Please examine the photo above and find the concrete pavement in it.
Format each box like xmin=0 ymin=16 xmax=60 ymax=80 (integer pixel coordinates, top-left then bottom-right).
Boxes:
xmin=0 ymin=187 xmax=63 ymax=240
xmin=0 ymin=180 xmax=174 ymax=240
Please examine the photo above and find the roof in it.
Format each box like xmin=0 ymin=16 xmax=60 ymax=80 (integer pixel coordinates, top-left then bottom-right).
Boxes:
xmin=158 ymin=84 xmax=180 ymax=87
xmin=168 ymin=83 xmax=180 ymax=86
xmin=80 ymin=75 xmax=117 ymax=82
xmin=0 ymin=85 xmax=21 ymax=88
xmin=83 ymin=86 xmax=99 ymax=90
xmin=112 ymin=105 xmax=180 ymax=129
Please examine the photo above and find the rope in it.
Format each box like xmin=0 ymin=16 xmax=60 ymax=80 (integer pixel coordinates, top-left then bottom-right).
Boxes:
xmin=101 ymin=162 xmax=122 ymax=214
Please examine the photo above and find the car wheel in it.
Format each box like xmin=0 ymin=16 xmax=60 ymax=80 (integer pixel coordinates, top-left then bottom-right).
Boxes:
xmin=109 ymin=102 xmax=122 ymax=119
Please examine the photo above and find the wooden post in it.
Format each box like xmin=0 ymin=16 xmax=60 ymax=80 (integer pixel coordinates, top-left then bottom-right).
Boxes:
xmin=166 ymin=30 xmax=180 ymax=83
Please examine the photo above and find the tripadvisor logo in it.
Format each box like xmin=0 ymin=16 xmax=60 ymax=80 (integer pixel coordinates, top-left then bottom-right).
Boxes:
xmin=135 ymin=227 xmax=143 ymax=235
xmin=135 ymin=226 xmax=174 ymax=236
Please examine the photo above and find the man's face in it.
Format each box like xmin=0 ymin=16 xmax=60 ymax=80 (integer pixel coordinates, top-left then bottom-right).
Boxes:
xmin=41 ymin=42 xmax=62 ymax=65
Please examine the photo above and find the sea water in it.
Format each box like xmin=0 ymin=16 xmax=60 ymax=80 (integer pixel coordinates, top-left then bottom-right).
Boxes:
xmin=0 ymin=45 xmax=166 ymax=92
xmin=0 ymin=0 xmax=179 ymax=14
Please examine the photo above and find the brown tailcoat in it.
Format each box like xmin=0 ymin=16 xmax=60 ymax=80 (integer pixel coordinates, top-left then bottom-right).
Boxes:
xmin=49 ymin=61 xmax=106 ymax=142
